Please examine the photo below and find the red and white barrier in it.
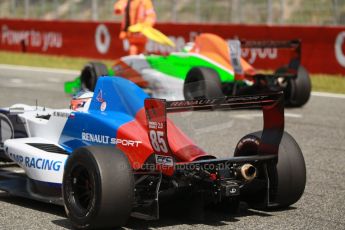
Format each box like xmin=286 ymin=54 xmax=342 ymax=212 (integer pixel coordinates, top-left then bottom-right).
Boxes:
xmin=1 ymin=19 xmax=345 ymax=75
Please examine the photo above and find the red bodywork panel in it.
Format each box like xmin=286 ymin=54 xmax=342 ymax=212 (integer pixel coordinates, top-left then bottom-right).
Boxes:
xmin=116 ymin=107 xmax=211 ymax=175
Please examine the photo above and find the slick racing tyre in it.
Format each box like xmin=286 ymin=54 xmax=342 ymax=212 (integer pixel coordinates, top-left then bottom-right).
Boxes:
xmin=275 ymin=65 xmax=311 ymax=107
xmin=184 ymin=67 xmax=224 ymax=99
xmin=234 ymin=131 xmax=306 ymax=209
xmin=63 ymin=146 xmax=134 ymax=229
xmin=0 ymin=113 xmax=14 ymax=161
xmin=80 ymin=62 xmax=108 ymax=91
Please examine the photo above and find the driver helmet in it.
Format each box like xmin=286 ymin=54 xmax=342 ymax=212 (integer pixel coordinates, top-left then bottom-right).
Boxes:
xmin=70 ymin=90 xmax=93 ymax=111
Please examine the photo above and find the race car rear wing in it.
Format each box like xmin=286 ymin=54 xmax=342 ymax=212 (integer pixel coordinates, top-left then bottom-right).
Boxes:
xmin=144 ymin=92 xmax=284 ymax=157
xmin=241 ymin=39 xmax=301 ymax=73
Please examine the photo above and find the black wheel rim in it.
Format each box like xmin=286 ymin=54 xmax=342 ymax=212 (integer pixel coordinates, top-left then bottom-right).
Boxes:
xmin=69 ymin=164 xmax=95 ymax=215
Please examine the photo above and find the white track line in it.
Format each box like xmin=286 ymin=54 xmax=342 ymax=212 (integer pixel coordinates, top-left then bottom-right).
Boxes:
xmin=0 ymin=64 xmax=79 ymax=75
xmin=233 ymin=112 xmax=302 ymax=120
xmin=285 ymin=113 xmax=303 ymax=118
xmin=311 ymin=92 xmax=345 ymax=99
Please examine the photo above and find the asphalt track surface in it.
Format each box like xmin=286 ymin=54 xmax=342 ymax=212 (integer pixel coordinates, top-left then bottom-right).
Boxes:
xmin=0 ymin=64 xmax=344 ymax=230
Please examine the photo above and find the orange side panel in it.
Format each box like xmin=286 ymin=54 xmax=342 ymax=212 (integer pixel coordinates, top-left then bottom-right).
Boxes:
xmin=191 ymin=33 xmax=255 ymax=75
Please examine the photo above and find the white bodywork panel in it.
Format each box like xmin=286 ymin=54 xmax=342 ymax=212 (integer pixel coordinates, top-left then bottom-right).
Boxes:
xmin=141 ymin=69 xmax=184 ymax=101
xmin=18 ymin=109 xmax=70 ymax=143
xmin=3 ymin=105 xmax=71 ymax=184
xmin=9 ymin=105 xmax=70 ymax=143
xmin=5 ymin=137 xmax=67 ymax=184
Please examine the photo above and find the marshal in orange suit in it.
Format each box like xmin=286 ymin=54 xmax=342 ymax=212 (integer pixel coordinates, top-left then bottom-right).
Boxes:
xmin=114 ymin=0 xmax=156 ymax=55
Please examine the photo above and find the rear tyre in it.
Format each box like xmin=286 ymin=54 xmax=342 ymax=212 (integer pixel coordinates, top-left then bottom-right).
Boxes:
xmin=275 ymin=65 xmax=311 ymax=107
xmin=80 ymin=62 xmax=108 ymax=91
xmin=63 ymin=146 xmax=134 ymax=229
xmin=183 ymin=67 xmax=223 ymax=99
xmin=234 ymin=131 xmax=306 ymax=209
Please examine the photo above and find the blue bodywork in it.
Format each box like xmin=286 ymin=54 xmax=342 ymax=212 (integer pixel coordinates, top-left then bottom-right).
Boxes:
xmin=59 ymin=77 xmax=149 ymax=153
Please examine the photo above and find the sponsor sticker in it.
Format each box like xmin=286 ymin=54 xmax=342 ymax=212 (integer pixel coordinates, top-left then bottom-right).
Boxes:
xmin=96 ymin=90 xmax=104 ymax=102
xmin=53 ymin=111 xmax=70 ymax=118
xmin=100 ymin=101 xmax=107 ymax=112
xmin=81 ymin=132 xmax=142 ymax=147
xmin=8 ymin=152 xmax=62 ymax=172
xmin=228 ymin=40 xmax=243 ymax=74
xmin=155 ymin=154 xmax=173 ymax=166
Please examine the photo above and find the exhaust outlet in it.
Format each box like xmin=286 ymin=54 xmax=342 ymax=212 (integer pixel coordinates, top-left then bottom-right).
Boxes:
xmin=238 ymin=163 xmax=257 ymax=181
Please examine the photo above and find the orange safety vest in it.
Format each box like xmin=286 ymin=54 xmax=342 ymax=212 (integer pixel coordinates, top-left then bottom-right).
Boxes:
xmin=114 ymin=0 xmax=156 ymax=39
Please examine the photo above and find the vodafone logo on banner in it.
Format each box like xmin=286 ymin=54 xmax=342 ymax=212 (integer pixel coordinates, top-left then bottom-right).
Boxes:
xmin=95 ymin=24 xmax=111 ymax=54
xmin=335 ymin=31 xmax=345 ymax=68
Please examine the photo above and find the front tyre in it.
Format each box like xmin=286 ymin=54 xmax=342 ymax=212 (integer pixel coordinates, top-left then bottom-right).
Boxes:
xmin=63 ymin=146 xmax=134 ymax=229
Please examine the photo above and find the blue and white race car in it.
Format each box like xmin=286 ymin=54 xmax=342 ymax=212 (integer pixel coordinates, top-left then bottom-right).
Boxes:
xmin=0 ymin=77 xmax=306 ymax=229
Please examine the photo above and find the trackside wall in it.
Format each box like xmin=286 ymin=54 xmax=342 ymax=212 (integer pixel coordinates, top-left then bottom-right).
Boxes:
xmin=1 ymin=19 xmax=345 ymax=74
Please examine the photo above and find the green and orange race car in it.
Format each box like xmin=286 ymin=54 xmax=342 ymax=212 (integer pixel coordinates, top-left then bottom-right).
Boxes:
xmin=65 ymin=33 xmax=311 ymax=107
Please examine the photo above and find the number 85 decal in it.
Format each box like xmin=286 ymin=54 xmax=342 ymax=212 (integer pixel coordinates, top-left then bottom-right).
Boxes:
xmin=149 ymin=130 xmax=168 ymax=153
